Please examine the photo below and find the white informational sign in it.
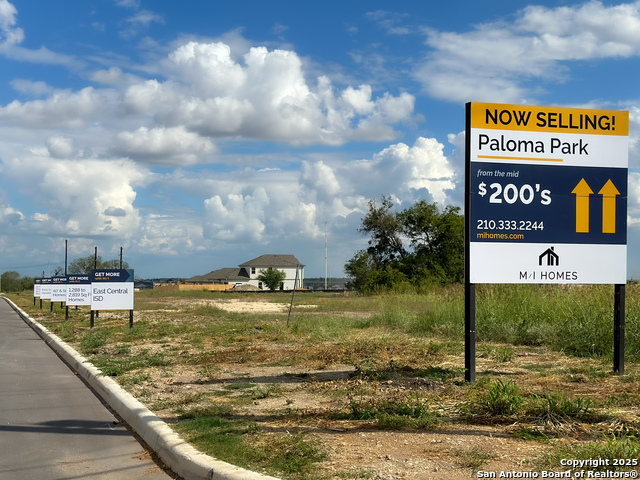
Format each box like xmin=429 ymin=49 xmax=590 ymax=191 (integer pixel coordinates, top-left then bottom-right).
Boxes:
xmin=66 ymin=275 xmax=92 ymax=306
xmin=40 ymin=278 xmax=53 ymax=300
xmin=91 ymin=269 xmax=134 ymax=310
xmin=33 ymin=279 xmax=41 ymax=298
xmin=51 ymin=277 xmax=67 ymax=303
xmin=466 ymin=102 xmax=628 ymax=284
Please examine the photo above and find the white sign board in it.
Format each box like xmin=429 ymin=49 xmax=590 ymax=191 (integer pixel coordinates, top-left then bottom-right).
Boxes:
xmin=40 ymin=278 xmax=52 ymax=300
xmin=66 ymin=275 xmax=92 ymax=306
xmin=466 ymin=102 xmax=628 ymax=284
xmin=91 ymin=269 xmax=134 ymax=310
xmin=51 ymin=277 xmax=67 ymax=303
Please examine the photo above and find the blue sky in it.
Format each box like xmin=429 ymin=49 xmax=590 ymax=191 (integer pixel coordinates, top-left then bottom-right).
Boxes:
xmin=1 ymin=0 xmax=640 ymax=280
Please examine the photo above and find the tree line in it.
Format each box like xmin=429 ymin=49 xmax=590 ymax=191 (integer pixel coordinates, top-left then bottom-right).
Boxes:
xmin=344 ymin=196 xmax=464 ymax=292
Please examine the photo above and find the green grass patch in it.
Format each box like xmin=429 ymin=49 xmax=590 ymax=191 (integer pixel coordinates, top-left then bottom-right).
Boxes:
xmin=174 ymin=416 xmax=325 ymax=478
xmin=537 ymin=435 xmax=640 ymax=471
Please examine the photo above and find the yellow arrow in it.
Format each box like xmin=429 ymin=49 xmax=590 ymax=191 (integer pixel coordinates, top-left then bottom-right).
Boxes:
xmin=572 ymin=178 xmax=593 ymax=233
xmin=599 ymin=179 xmax=620 ymax=234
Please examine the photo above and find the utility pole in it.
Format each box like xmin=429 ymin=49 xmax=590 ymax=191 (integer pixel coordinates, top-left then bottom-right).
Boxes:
xmin=324 ymin=222 xmax=327 ymax=290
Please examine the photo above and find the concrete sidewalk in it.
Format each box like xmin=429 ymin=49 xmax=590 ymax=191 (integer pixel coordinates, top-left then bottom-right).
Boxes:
xmin=2 ymin=297 xmax=280 ymax=480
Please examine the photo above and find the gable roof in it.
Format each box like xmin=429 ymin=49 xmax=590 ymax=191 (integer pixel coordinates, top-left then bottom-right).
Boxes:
xmin=186 ymin=267 xmax=250 ymax=283
xmin=238 ymin=254 xmax=304 ymax=268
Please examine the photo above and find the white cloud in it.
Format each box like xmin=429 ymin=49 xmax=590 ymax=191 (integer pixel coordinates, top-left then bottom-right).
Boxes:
xmin=627 ymin=171 xmax=640 ymax=227
xmin=301 ymin=160 xmax=341 ymax=203
xmin=90 ymin=67 xmax=141 ymax=87
xmin=115 ymin=0 xmax=140 ymax=9
xmin=0 ymin=37 xmax=416 ymax=168
xmin=113 ymin=126 xmax=217 ymax=165
xmin=0 ymin=2 xmax=77 ymax=66
xmin=45 ymin=135 xmax=75 ymax=159
xmin=0 ymin=87 xmax=115 ymax=128
xmin=629 ymin=106 xmax=640 ymax=167
xmin=0 ymin=189 xmax=23 ymax=226
xmin=2 ymin=155 xmax=148 ymax=237
xmin=198 ymin=136 xmax=458 ymax=247
xmin=10 ymin=79 xmax=53 ymax=97
xmin=204 ymin=188 xmax=269 ymax=242
xmin=416 ymin=1 xmax=640 ymax=103
xmin=330 ymin=136 xmax=456 ymax=205
xmin=119 ymin=9 xmax=164 ymax=39
xmin=126 ymin=41 xmax=416 ymax=146
xmin=0 ymin=0 xmax=23 ymax=47
xmin=135 ymin=213 xmax=204 ymax=256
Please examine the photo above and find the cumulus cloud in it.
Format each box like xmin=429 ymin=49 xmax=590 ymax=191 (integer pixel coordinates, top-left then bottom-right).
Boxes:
xmin=121 ymin=41 xmax=416 ymax=146
xmin=323 ymin=136 xmax=456 ymax=206
xmin=0 ymin=34 xmax=416 ymax=168
xmin=204 ymin=188 xmax=269 ymax=242
xmin=0 ymin=87 xmax=115 ymax=128
xmin=301 ymin=160 xmax=341 ymax=203
xmin=2 ymin=154 xmax=148 ymax=237
xmin=200 ymin=136 xmax=458 ymax=246
xmin=416 ymin=1 xmax=640 ymax=103
xmin=45 ymin=135 xmax=75 ymax=159
xmin=112 ymin=126 xmax=217 ymax=165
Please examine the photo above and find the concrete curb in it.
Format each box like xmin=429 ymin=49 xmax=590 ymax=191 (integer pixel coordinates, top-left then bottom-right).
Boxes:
xmin=4 ymin=298 xmax=280 ymax=480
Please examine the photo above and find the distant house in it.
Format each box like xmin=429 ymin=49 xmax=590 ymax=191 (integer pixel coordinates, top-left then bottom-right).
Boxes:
xmin=187 ymin=254 xmax=304 ymax=291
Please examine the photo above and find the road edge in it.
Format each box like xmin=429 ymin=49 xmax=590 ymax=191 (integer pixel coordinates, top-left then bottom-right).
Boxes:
xmin=3 ymin=297 xmax=280 ymax=480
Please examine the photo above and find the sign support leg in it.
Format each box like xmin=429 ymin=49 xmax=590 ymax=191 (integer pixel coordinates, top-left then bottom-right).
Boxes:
xmin=465 ymin=282 xmax=476 ymax=382
xmin=614 ymin=283 xmax=625 ymax=375
xmin=90 ymin=310 xmax=94 ymax=330
xmin=129 ymin=310 xmax=133 ymax=329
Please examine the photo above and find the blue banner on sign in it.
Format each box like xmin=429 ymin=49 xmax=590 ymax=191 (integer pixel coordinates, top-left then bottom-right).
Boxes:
xmin=91 ymin=269 xmax=134 ymax=282
xmin=470 ymin=163 xmax=627 ymax=245
xmin=68 ymin=275 xmax=91 ymax=284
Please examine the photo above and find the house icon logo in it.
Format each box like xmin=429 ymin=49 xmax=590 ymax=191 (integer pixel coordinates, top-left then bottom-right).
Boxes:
xmin=539 ymin=246 xmax=559 ymax=266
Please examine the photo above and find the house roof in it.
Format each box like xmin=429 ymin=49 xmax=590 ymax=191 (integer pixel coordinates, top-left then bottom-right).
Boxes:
xmin=186 ymin=267 xmax=249 ymax=283
xmin=238 ymin=254 xmax=304 ymax=268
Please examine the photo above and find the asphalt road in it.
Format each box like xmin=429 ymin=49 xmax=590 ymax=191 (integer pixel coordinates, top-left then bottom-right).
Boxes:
xmin=0 ymin=298 xmax=176 ymax=480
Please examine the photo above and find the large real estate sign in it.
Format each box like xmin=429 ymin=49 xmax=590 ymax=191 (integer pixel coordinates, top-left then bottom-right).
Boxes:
xmin=91 ymin=269 xmax=134 ymax=310
xmin=467 ymin=102 xmax=628 ymax=284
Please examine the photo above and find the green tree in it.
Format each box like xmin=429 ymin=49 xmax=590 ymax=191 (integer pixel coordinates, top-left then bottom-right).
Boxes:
xmin=67 ymin=255 xmax=130 ymax=274
xmin=345 ymin=197 xmax=464 ymax=291
xmin=1 ymin=271 xmax=34 ymax=292
xmin=344 ymin=251 xmax=374 ymax=291
xmin=399 ymin=201 xmax=464 ymax=284
xmin=257 ymin=267 xmax=286 ymax=291
xmin=359 ymin=195 xmax=406 ymax=266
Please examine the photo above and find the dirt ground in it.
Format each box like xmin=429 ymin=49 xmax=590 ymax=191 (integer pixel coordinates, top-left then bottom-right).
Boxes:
xmin=137 ymin=363 xmax=548 ymax=480
xmin=114 ymin=299 xmax=640 ymax=480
